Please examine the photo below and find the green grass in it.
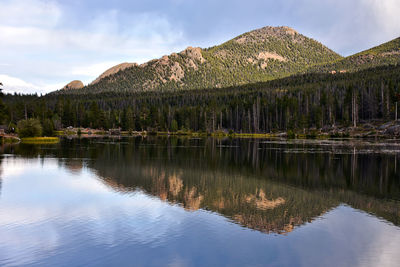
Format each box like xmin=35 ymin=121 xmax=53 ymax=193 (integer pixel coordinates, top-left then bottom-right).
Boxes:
xmin=231 ymin=133 xmax=277 ymax=138
xmin=21 ymin=137 xmax=60 ymax=144
xmin=155 ymin=131 xmax=279 ymax=138
xmin=1 ymin=136 xmax=20 ymax=144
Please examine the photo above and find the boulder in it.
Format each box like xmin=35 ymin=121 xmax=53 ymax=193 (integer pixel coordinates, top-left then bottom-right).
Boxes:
xmin=378 ymin=122 xmax=393 ymax=130
xmin=384 ymin=125 xmax=400 ymax=136
xmin=62 ymin=80 xmax=84 ymax=90
xmin=362 ymin=123 xmax=375 ymax=130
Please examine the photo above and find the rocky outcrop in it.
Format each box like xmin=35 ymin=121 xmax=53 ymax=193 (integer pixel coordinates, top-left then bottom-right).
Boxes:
xmin=62 ymin=80 xmax=84 ymax=90
xmin=181 ymin=46 xmax=205 ymax=63
xmin=169 ymin=62 xmax=185 ymax=82
xmin=91 ymin=63 xmax=137 ymax=85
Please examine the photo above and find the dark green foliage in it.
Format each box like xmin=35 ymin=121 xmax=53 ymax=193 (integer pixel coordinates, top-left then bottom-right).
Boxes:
xmin=287 ymin=130 xmax=295 ymax=139
xmin=121 ymin=108 xmax=134 ymax=131
xmin=0 ymin=84 xmax=7 ymax=124
xmin=42 ymin=119 xmax=54 ymax=136
xmin=170 ymin=120 xmax=178 ymax=132
xmin=17 ymin=119 xmax=42 ymax=138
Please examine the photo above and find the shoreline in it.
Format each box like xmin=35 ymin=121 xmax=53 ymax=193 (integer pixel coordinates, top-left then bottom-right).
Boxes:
xmin=57 ymin=121 xmax=400 ymax=140
xmin=56 ymin=129 xmax=399 ymax=140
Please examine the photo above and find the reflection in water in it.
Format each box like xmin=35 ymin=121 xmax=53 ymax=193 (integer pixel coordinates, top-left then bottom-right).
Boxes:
xmin=2 ymin=137 xmax=400 ymax=233
xmin=0 ymin=137 xmax=400 ymax=266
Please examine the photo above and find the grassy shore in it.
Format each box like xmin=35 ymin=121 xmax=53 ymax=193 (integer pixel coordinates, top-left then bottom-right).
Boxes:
xmin=52 ymin=122 xmax=399 ymax=140
xmin=1 ymin=136 xmax=20 ymax=144
xmin=154 ymin=131 xmax=341 ymax=139
xmin=21 ymin=137 xmax=60 ymax=144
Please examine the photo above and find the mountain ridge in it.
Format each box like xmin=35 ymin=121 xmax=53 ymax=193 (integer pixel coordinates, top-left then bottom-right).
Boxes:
xmin=59 ymin=27 xmax=400 ymax=95
xmin=309 ymin=36 xmax=400 ymax=74
xmin=91 ymin=62 xmax=138 ymax=85
xmin=59 ymin=26 xmax=342 ymax=94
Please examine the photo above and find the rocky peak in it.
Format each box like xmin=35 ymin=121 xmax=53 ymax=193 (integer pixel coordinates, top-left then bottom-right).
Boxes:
xmin=63 ymin=80 xmax=84 ymax=90
xmin=235 ymin=26 xmax=300 ymax=44
xmin=91 ymin=63 xmax=138 ymax=85
xmin=181 ymin=46 xmax=205 ymax=63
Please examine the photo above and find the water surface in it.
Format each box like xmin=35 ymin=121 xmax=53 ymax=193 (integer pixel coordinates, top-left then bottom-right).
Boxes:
xmin=0 ymin=137 xmax=399 ymax=266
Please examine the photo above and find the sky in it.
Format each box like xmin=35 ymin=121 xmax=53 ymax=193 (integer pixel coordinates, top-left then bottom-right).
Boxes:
xmin=0 ymin=0 xmax=400 ymax=94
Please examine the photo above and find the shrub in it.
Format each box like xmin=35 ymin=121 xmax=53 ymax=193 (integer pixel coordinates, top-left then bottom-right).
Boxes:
xmin=306 ymin=130 xmax=318 ymax=139
xmin=7 ymin=122 xmax=16 ymax=133
xmin=287 ymin=129 xmax=296 ymax=139
xmin=17 ymin=119 xmax=43 ymax=138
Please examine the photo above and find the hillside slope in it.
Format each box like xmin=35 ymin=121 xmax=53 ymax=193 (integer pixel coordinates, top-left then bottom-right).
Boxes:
xmin=59 ymin=26 xmax=342 ymax=94
xmin=310 ymin=37 xmax=400 ymax=73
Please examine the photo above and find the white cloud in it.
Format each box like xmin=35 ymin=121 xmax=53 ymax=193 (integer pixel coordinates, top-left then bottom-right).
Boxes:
xmin=0 ymin=0 xmax=61 ymax=28
xmin=69 ymin=61 xmax=122 ymax=83
xmin=0 ymin=74 xmax=38 ymax=93
xmin=0 ymin=0 xmax=186 ymax=94
xmin=0 ymin=17 xmax=184 ymax=54
xmin=293 ymin=0 xmax=400 ymax=55
xmin=0 ymin=74 xmax=64 ymax=94
xmin=367 ymin=0 xmax=400 ymax=35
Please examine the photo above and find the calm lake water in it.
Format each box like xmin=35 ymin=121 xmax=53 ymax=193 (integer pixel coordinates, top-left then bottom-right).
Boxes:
xmin=0 ymin=137 xmax=400 ymax=267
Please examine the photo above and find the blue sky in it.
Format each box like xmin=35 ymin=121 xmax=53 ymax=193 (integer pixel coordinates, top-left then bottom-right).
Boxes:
xmin=1 ymin=0 xmax=400 ymax=94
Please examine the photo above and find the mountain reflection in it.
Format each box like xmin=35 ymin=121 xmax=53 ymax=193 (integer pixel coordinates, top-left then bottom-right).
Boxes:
xmin=2 ymin=137 xmax=400 ymax=234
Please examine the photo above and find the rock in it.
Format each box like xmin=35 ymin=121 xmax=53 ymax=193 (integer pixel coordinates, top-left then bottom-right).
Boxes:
xmin=109 ymin=129 xmax=121 ymax=135
xmin=169 ymin=62 xmax=184 ymax=82
xmin=321 ymin=125 xmax=332 ymax=132
xmin=384 ymin=125 xmax=400 ymax=136
xmin=257 ymin=51 xmax=287 ymax=62
xmin=362 ymin=123 xmax=375 ymax=129
xmin=378 ymin=122 xmax=393 ymax=130
xmin=181 ymin=47 xmax=205 ymax=63
xmin=91 ymin=63 xmax=137 ymax=85
xmin=62 ymin=80 xmax=84 ymax=90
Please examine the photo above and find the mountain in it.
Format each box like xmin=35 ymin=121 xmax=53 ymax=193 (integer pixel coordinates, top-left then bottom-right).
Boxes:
xmin=59 ymin=26 xmax=342 ymax=94
xmin=310 ymin=37 xmax=400 ymax=73
xmin=91 ymin=63 xmax=138 ymax=85
xmin=62 ymin=80 xmax=84 ymax=90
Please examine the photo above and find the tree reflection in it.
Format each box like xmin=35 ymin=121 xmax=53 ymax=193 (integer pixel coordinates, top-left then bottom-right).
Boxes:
xmin=3 ymin=137 xmax=400 ymax=233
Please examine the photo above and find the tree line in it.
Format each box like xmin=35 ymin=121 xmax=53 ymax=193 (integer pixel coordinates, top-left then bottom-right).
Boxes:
xmin=2 ymin=65 xmax=400 ymax=134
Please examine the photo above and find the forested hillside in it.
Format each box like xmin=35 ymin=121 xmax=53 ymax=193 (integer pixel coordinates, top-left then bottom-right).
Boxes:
xmin=4 ymin=64 xmax=400 ymax=133
xmin=55 ymin=26 xmax=341 ymax=94
xmin=310 ymin=37 xmax=400 ymax=73
xmin=2 ymin=26 xmax=400 ymax=136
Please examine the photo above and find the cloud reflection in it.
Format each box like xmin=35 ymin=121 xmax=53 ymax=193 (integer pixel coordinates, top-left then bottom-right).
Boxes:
xmin=0 ymin=156 xmax=400 ymax=266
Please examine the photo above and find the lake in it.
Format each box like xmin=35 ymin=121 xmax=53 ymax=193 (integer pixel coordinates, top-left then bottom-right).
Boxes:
xmin=0 ymin=137 xmax=399 ymax=267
